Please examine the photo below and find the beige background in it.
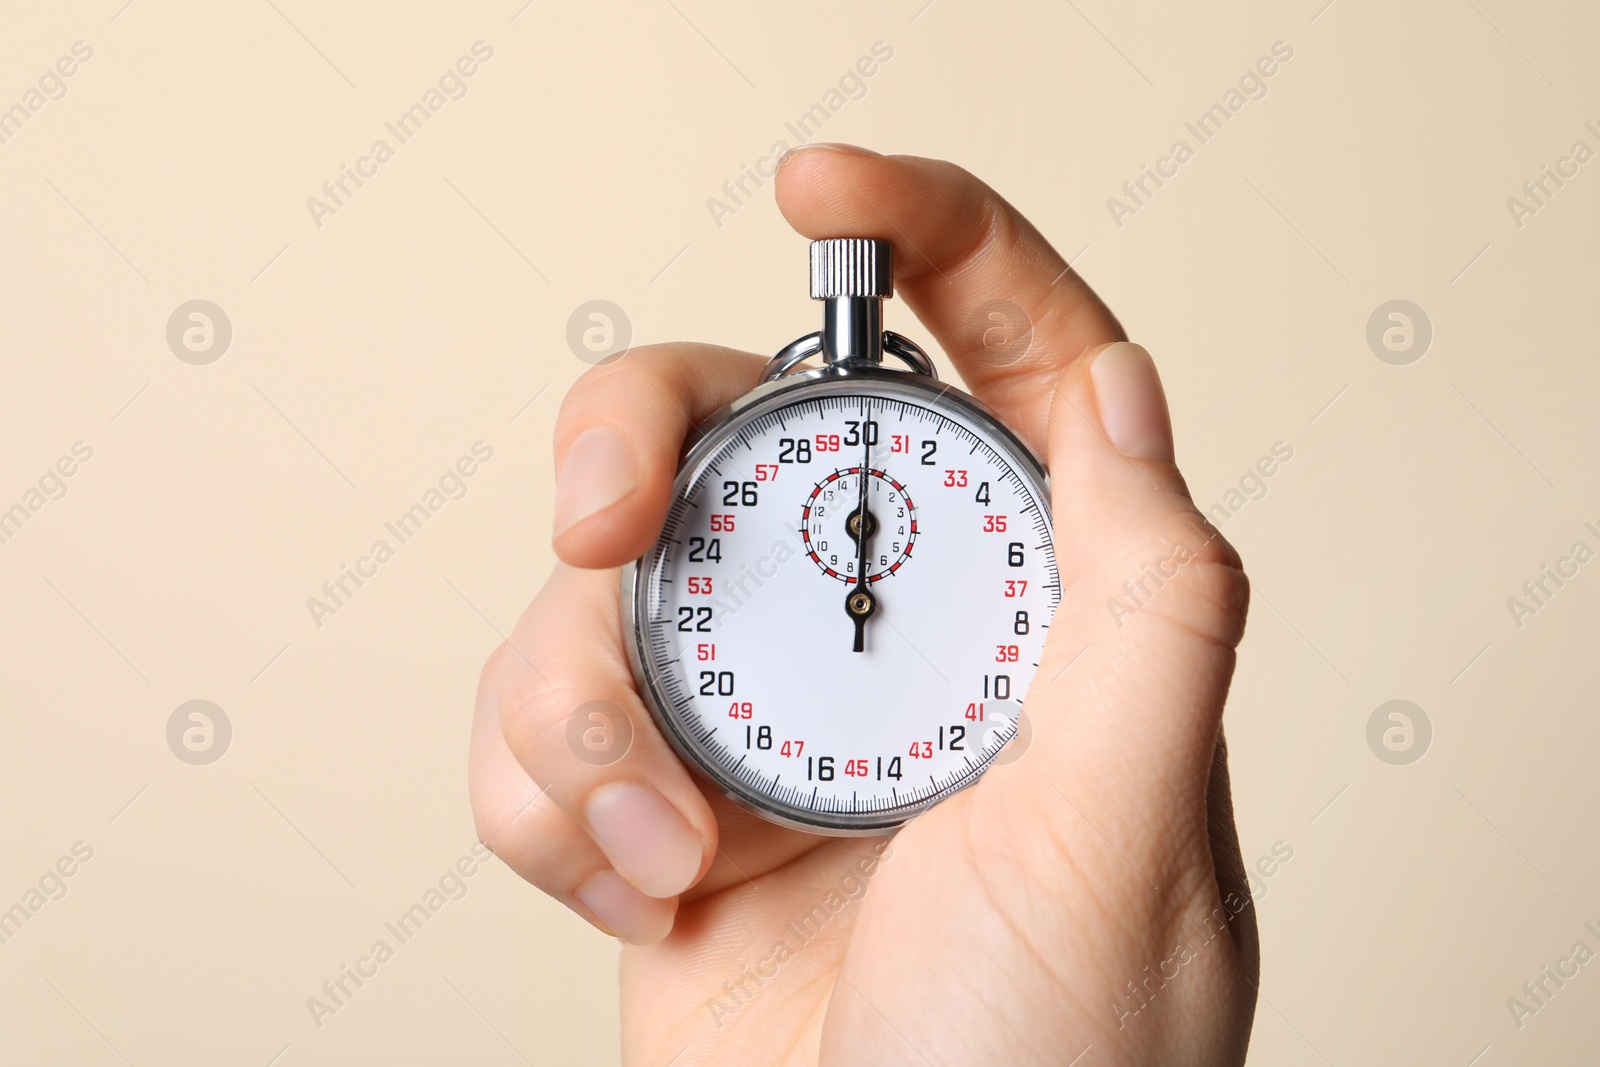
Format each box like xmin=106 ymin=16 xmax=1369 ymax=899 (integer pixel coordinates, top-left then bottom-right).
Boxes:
xmin=1 ymin=0 xmax=1596 ymax=1063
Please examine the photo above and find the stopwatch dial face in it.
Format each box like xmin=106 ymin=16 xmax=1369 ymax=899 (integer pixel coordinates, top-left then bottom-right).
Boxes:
xmin=636 ymin=389 xmax=1058 ymax=832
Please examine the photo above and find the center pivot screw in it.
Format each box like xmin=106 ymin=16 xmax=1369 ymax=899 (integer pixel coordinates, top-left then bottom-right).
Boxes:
xmin=847 ymin=508 xmax=877 ymax=540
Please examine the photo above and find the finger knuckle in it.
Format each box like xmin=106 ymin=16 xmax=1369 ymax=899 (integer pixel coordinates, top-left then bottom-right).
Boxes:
xmin=1095 ymin=509 xmax=1250 ymax=649
xmin=498 ymin=668 xmax=580 ymax=764
xmin=473 ymin=778 xmax=560 ymax=861
xmin=476 ymin=640 xmax=514 ymax=705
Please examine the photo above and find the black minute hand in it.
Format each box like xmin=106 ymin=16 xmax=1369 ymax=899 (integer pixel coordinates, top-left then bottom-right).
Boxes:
xmin=845 ymin=433 xmax=876 ymax=652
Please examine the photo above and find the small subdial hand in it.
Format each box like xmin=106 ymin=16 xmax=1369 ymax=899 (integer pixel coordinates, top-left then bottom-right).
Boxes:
xmin=845 ymin=435 xmax=877 ymax=652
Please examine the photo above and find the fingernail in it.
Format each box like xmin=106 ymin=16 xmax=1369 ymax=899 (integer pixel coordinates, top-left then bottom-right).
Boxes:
xmin=574 ymin=868 xmax=676 ymax=945
xmin=778 ymin=142 xmax=881 ymax=166
xmin=584 ymin=782 xmax=704 ymax=899
xmin=553 ymin=427 xmax=637 ymax=539
xmin=1090 ymin=342 xmax=1174 ymax=463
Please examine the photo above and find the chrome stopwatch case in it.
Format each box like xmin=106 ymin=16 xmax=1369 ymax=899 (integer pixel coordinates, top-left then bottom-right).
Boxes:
xmin=623 ymin=239 xmax=1059 ymax=835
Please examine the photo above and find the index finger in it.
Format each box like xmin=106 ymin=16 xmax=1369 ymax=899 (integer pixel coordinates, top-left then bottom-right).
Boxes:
xmin=775 ymin=145 xmax=1125 ymax=452
xmin=551 ymin=342 xmax=765 ymax=568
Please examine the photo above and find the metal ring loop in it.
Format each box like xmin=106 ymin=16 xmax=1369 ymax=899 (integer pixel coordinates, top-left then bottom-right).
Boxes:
xmin=759 ymin=332 xmax=823 ymax=382
xmin=758 ymin=331 xmax=938 ymax=382
xmin=882 ymin=332 xmax=938 ymax=379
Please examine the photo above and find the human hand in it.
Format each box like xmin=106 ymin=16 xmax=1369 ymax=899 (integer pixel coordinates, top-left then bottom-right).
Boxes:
xmin=470 ymin=146 xmax=1258 ymax=1066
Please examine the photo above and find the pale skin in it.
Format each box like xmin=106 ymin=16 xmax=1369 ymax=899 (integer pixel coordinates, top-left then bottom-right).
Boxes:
xmin=469 ymin=145 xmax=1259 ymax=1066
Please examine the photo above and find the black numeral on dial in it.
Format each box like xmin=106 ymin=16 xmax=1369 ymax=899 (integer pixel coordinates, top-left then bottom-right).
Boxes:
xmin=722 ymin=480 xmax=759 ymax=506
xmin=699 ymin=670 xmax=735 ymax=696
xmin=676 ymin=606 xmax=713 ymax=632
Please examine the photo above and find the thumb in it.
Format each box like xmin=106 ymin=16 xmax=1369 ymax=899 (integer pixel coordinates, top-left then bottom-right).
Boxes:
xmin=1020 ymin=342 xmax=1250 ymax=819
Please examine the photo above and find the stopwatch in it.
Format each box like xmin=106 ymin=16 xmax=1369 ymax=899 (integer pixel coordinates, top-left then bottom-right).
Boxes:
xmin=623 ymin=238 xmax=1059 ymax=835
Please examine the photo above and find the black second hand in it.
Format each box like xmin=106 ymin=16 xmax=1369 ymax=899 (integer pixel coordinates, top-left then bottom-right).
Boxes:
xmin=847 ymin=428 xmax=875 ymax=652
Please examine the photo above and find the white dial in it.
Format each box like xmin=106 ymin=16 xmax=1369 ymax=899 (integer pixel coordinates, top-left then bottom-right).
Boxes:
xmin=628 ymin=375 xmax=1059 ymax=833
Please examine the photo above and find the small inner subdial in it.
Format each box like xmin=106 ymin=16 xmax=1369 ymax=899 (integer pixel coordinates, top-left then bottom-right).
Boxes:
xmin=800 ymin=466 xmax=918 ymax=582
